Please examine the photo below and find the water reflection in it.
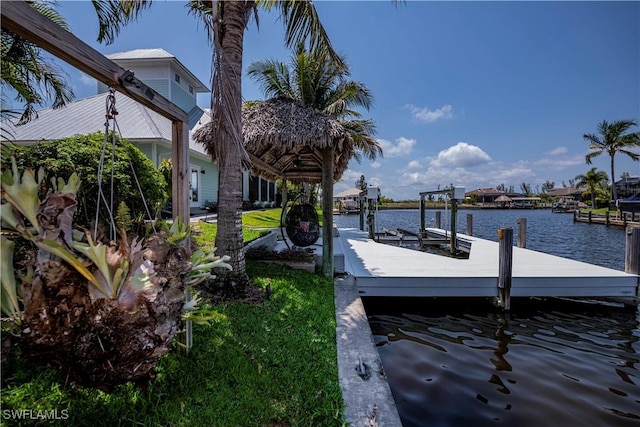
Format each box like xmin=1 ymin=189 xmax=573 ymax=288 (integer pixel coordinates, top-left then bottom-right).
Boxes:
xmin=365 ymin=298 xmax=640 ymax=427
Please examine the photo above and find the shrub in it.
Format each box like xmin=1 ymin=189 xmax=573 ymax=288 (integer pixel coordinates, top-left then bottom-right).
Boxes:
xmin=245 ymin=245 xmax=316 ymax=262
xmin=5 ymin=132 xmax=168 ymax=227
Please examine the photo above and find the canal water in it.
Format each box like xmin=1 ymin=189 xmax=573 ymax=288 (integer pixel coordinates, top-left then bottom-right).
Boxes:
xmin=334 ymin=209 xmax=639 ymax=427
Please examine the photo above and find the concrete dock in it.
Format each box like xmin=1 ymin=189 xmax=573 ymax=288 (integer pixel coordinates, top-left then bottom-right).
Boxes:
xmin=337 ymin=227 xmax=639 ymax=298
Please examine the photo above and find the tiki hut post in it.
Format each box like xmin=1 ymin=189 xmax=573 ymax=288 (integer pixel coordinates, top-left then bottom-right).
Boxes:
xmin=321 ymin=147 xmax=334 ymax=276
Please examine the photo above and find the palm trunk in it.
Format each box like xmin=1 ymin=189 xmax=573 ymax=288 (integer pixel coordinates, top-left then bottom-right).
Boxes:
xmin=610 ymin=154 xmax=617 ymax=201
xmin=212 ymin=1 xmax=249 ymax=286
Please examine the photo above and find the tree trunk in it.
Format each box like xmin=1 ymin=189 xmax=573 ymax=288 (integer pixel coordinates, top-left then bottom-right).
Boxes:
xmin=213 ymin=1 xmax=249 ymax=286
xmin=610 ymin=154 xmax=617 ymax=201
xmin=321 ymin=147 xmax=334 ymax=277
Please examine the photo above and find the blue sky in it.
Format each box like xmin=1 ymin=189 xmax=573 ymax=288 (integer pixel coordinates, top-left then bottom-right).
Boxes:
xmin=51 ymin=1 xmax=640 ymax=200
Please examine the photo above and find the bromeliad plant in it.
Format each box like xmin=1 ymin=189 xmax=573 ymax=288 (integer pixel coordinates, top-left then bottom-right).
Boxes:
xmin=0 ymin=157 xmax=230 ymax=391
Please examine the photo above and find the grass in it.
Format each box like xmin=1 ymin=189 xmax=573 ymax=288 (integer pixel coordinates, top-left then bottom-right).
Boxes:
xmin=242 ymin=208 xmax=323 ymax=228
xmin=1 ymin=213 xmax=344 ymax=426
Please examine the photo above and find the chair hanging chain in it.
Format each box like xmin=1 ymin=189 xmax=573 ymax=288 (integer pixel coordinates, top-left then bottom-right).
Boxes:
xmin=94 ymin=88 xmax=157 ymax=241
xmin=95 ymin=89 xmax=118 ymax=240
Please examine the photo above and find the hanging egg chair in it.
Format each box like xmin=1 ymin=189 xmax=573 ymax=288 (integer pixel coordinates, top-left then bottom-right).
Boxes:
xmin=281 ymin=193 xmax=320 ymax=248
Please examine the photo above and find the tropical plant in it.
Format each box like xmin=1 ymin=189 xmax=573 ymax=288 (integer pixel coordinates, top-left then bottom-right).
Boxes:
xmin=247 ymin=43 xmax=382 ymax=162
xmin=87 ymin=0 xmax=343 ymax=285
xmin=1 ymin=0 xmax=74 ymax=137
xmin=0 ymin=156 xmax=229 ymax=391
xmin=584 ymin=119 xmax=640 ymax=201
xmin=5 ymin=132 xmax=168 ymax=227
xmin=575 ymin=167 xmax=609 ymax=208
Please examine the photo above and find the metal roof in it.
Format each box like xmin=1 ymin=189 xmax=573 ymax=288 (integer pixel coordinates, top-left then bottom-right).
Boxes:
xmin=7 ymin=93 xmax=210 ymax=160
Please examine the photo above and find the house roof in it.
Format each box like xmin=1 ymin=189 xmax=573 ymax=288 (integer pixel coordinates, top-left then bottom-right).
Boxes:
xmin=465 ymin=188 xmax=505 ymax=197
xmin=546 ymin=187 xmax=585 ymax=197
xmin=6 ymin=92 xmax=211 ymax=159
xmin=107 ymin=49 xmax=209 ymax=92
xmin=334 ymin=188 xmax=363 ymax=199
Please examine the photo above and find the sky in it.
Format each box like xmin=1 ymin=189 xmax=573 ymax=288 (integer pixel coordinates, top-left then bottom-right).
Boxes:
xmin=40 ymin=1 xmax=640 ymax=200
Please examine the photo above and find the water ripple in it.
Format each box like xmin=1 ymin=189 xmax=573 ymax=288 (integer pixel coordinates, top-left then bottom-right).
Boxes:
xmin=365 ymin=298 xmax=640 ymax=427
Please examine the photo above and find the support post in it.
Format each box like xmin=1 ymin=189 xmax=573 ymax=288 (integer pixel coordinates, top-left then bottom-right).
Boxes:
xmin=420 ymin=194 xmax=426 ymax=232
xmin=321 ymin=148 xmax=334 ymax=277
xmin=498 ymin=227 xmax=513 ymax=311
xmin=466 ymin=213 xmax=473 ymax=236
xmin=359 ymin=195 xmax=365 ymax=231
xmin=625 ymin=226 xmax=640 ymax=275
xmin=435 ymin=211 xmax=441 ymax=229
xmin=588 ymin=211 xmax=592 ymax=223
xmin=450 ymin=198 xmax=458 ymax=255
xmin=605 ymin=210 xmax=610 ymax=225
xmin=517 ymin=217 xmax=527 ymax=248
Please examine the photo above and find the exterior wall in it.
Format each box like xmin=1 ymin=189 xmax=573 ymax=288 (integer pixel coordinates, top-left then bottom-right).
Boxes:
xmin=190 ymin=157 xmax=218 ymax=206
xmin=170 ymin=80 xmax=196 ymax=113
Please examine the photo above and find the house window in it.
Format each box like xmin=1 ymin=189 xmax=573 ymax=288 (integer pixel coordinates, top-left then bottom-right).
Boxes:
xmin=188 ymin=85 xmax=193 ymax=94
xmin=174 ymin=73 xmax=180 ymax=84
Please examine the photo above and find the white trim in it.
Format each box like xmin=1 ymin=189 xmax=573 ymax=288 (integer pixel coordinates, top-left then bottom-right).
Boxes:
xmin=189 ymin=165 xmax=201 ymax=208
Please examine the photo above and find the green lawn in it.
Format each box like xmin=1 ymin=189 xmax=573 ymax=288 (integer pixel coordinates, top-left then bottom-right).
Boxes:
xmin=1 ymin=214 xmax=344 ymax=426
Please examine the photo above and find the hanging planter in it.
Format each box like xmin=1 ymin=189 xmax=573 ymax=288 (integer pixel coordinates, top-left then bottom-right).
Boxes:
xmin=1 ymin=157 xmax=229 ymax=391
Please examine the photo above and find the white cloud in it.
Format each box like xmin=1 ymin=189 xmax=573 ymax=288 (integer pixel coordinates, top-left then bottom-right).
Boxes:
xmin=430 ymin=142 xmax=492 ymax=168
xmin=548 ymin=146 xmax=568 ymax=156
xmin=377 ymin=137 xmax=416 ymax=157
xmin=407 ymin=160 xmax=422 ymax=169
xmin=370 ymin=161 xmax=382 ymax=169
xmin=407 ymin=104 xmax=454 ymax=123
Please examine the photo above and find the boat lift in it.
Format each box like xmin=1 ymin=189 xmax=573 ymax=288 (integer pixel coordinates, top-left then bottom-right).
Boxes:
xmin=419 ymin=186 xmax=465 ymax=255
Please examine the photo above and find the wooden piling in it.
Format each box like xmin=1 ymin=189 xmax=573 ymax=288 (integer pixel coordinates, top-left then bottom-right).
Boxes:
xmin=605 ymin=210 xmax=610 ymax=225
xmin=420 ymin=195 xmax=426 ymax=232
xmin=450 ymin=198 xmax=458 ymax=255
xmin=498 ymin=227 xmax=513 ymax=311
xmin=466 ymin=214 xmax=473 ymax=236
xmin=435 ymin=211 xmax=441 ymax=229
xmin=625 ymin=226 xmax=640 ymax=275
xmin=517 ymin=218 xmax=527 ymax=248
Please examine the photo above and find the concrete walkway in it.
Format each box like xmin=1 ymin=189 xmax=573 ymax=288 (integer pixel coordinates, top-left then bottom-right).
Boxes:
xmin=334 ymin=275 xmax=402 ymax=426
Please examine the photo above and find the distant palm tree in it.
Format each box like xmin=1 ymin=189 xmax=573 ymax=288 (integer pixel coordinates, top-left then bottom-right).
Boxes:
xmin=584 ymin=119 xmax=640 ymax=201
xmin=1 ymin=0 xmax=74 ymax=134
xmin=247 ymin=43 xmax=382 ymax=162
xmin=92 ymin=0 xmax=343 ymax=284
xmin=575 ymin=167 xmax=609 ymax=208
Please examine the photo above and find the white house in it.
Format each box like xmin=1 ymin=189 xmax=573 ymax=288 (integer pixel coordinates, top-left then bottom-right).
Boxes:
xmin=7 ymin=48 xmax=277 ymax=211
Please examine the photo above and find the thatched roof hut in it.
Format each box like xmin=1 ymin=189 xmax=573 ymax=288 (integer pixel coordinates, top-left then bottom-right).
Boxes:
xmin=193 ymin=97 xmax=354 ymax=184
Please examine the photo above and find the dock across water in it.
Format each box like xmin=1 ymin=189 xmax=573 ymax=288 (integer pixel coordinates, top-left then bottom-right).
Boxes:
xmin=336 ymin=227 xmax=639 ymax=298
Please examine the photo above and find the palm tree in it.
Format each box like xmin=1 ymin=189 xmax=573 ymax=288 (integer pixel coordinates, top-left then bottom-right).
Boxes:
xmin=247 ymin=44 xmax=381 ymax=275
xmin=575 ymin=167 xmax=609 ymax=209
xmin=247 ymin=43 xmax=382 ymax=162
xmin=584 ymin=119 xmax=640 ymax=201
xmin=91 ymin=0 xmax=343 ymax=285
xmin=1 ymin=0 xmax=74 ymax=136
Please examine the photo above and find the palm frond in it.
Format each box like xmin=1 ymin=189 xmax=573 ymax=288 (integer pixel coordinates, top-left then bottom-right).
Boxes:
xmin=259 ymin=0 xmax=346 ymax=69
xmin=90 ymin=0 xmax=153 ymax=44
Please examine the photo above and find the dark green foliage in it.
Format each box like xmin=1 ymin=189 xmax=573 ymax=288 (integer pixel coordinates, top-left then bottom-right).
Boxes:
xmin=246 ymin=244 xmax=317 ymax=261
xmin=1 ymin=262 xmax=344 ymax=426
xmin=5 ymin=132 xmax=167 ymax=227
